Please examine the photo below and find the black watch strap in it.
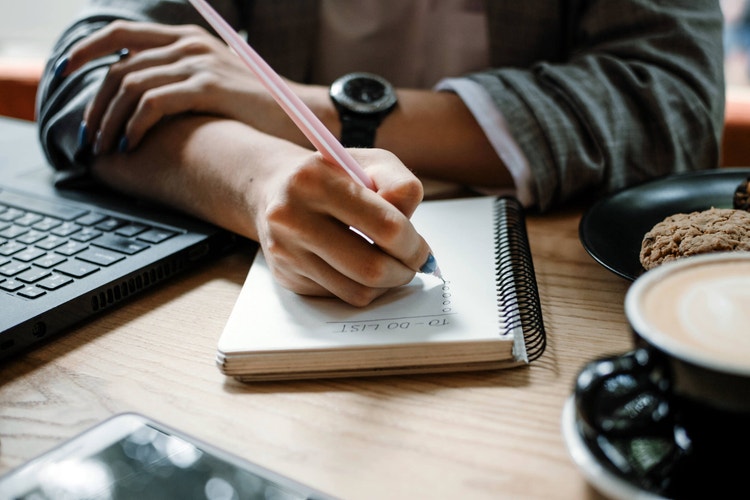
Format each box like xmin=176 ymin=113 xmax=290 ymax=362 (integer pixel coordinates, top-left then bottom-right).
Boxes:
xmin=340 ymin=113 xmax=384 ymax=148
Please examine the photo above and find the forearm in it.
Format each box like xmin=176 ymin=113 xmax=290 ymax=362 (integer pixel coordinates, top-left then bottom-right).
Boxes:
xmin=90 ymin=114 xmax=305 ymax=242
xmin=294 ymin=84 xmax=512 ymax=189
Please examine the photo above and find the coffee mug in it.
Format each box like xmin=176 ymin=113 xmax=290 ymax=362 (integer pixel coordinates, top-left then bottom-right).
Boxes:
xmin=573 ymin=252 xmax=750 ymax=498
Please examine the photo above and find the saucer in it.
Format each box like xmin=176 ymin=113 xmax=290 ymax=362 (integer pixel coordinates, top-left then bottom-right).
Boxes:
xmin=579 ymin=168 xmax=750 ymax=280
xmin=561 ymin=397 xmax=666 ymax=500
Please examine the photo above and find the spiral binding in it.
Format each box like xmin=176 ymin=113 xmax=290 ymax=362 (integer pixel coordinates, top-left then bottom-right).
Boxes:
xmin=493 ymin=197 xmax=546 ymax=362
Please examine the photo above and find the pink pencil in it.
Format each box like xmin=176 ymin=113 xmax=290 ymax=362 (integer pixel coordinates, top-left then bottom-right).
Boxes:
xmin=187 ymin=0 xmax=443 ymax=280
xmin=187 ymin=0 xmax=374 ymax=189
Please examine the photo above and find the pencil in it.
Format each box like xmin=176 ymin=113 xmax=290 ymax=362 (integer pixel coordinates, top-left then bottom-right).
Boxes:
xmin=187 ymin=0 xmax=443 ymax=280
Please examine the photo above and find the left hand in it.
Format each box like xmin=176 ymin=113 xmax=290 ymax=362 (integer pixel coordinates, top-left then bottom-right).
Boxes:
xmin=62 ymin=20 xmax=299 ymax=154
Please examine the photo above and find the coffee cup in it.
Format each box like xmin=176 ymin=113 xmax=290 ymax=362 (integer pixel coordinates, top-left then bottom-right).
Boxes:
xmin=573 ymin=252 xmax=750 ymax=498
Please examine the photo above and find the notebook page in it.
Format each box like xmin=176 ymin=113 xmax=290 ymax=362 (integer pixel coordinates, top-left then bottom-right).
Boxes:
xmin=219 ymin=197 xmax=520 ymax=353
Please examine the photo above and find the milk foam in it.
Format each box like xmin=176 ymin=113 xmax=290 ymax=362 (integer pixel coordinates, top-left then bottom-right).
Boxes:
xmin=678 ymin=278 xmax=750 ymax=349
xmin=640 ymin=259 xmax=750 ymax=367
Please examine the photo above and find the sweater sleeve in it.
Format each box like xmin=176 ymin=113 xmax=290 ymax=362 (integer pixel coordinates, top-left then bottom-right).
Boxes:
xmin=36 ymin=0 xmax=243 ymax=178
xmin=467 ymin=0 xmax=725 ymax=211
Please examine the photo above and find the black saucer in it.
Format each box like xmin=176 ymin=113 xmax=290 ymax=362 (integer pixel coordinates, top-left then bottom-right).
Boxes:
xmin=579 ymin=168 xmax=750 ymax=281
xmin=561 ymin=397 xmax=667 ymax=500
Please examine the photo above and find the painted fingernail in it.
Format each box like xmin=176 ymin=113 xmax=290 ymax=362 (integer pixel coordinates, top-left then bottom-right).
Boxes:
xmin=116 ymin=48 xmax=130 ymax=60
xmin=93 ymin=130 xmax=102 ymax=155
xmin=117 ymin=135 xmax=129 ymax=153
xmin=77 ymin=121 xmax=88 ymax=149
xmin=53 ymin=57 xmax=68 ymax=79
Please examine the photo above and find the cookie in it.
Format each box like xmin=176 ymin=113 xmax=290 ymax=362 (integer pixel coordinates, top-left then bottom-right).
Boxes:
xmin=640 ymin=207 xmax=750 ymax=270
xmin=734 ymin=176 xmax=750 ymax=211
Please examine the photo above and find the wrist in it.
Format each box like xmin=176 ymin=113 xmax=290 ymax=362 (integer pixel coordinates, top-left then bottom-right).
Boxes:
xmin=329 ymin=73 xmax=398 ymax=148
xmin=289 ymin=82 xmax=341 ymax=146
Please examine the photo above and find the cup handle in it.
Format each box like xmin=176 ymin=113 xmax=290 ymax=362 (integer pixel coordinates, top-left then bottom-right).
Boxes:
xmin=573 ymin=348 xmax=697 ymax=495
xmin=574 ymin=347 xmax=674 ymax=438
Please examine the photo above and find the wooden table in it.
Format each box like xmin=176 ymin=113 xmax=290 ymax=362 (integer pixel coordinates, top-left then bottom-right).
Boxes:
xmin=0 ymin=205 xmax=634 ymax=499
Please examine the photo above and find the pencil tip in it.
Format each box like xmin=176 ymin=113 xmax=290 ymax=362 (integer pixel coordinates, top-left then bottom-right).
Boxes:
xmin=419 ymin=253 xmax=444 ymax=281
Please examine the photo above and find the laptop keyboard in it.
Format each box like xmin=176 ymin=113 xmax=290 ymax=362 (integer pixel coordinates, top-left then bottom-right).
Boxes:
xmin=0 ymin=190 xmax=177 ymax=300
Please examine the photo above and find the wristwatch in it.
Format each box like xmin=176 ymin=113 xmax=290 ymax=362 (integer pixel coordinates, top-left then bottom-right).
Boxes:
xmin=329 ymin=72 xmax=398 ymax=148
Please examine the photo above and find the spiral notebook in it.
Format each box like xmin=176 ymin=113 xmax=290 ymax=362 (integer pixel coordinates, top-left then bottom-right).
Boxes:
xmin=216 ymin=196 xmax=546 ymax=381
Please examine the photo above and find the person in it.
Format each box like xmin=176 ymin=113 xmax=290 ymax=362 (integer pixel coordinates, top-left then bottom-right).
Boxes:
xmin=37 ymin=0 xmax=725 ymax=306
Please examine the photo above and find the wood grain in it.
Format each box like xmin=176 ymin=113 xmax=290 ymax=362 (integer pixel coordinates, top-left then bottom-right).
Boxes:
xmin=0 ymin=208 xmax=633 ymax=499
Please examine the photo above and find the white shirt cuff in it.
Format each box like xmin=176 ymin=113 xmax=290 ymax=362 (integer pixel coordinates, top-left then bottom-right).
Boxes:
xmin=435 ymin=77 xmax=536 ymax=207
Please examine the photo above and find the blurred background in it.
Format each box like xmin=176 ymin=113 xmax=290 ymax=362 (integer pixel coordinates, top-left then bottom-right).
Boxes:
xmin=1 ymin=0 xmax=749 ymax=124
xmin=0 ymin=1 xmax=87 ymax=61
xmin=0 ymin=0 xmax=748 ymax=87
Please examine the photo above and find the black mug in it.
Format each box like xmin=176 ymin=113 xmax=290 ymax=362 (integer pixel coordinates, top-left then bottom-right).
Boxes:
xmin=573 ymin=253 xmax=750 ymax=498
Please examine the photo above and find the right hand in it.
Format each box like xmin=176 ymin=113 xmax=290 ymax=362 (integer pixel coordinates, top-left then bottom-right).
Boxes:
xmin=254 ymin=147 xmax=432 ymax=307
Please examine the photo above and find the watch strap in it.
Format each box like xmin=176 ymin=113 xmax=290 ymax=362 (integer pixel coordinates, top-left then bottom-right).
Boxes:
xmin=339 ymin=113 xmax=384 ymax=148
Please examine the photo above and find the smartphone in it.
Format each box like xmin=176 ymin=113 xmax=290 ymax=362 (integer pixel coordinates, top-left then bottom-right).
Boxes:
xmin=0 ymin=412 xmax=335 ymax=500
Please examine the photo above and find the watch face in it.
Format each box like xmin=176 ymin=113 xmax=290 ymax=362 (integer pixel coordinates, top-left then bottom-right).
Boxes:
xmin=330 ymin=72 xmax=397 ymax=114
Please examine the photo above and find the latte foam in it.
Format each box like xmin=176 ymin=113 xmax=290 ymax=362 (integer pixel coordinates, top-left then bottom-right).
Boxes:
xmin=636 ymin=256 xmax=750 ymax=370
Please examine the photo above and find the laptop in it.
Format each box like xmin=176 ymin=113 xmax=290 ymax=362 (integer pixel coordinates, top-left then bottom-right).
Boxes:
xmin=0 ymin=117 xmax=237 ymax=361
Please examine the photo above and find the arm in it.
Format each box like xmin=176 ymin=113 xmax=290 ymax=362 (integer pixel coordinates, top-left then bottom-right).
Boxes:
xmin=37 ymin=1 xmax=434 ymax=306
xmin=90 ymin=114 xmax=432 ymax=306
xmin=469 ymin=0 xmax=726 ymax=210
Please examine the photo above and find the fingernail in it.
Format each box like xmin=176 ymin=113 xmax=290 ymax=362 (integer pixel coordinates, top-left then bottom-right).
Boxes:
xmin=93 ymin=130 xmax=102 ymax=155
xmin=116 ymin=48 xmax=130 ymax=60
xmin=77 ymin=121 xmax=88 ymax=149
xmin=53 ymin=57 xmax=68 ymax=79
xmin=117 ymin=135 xmax=129 ymax=153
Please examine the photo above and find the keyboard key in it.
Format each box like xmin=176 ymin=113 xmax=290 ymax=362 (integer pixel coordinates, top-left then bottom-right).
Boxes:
xmin=0 ymin=261 xmax=30 ymax=276
xmin=18 ymin=268 xmax=51 ymax=284
xmin=0 ymin=240 xmax=26 ymax=256
xmin=93 ymin=234 xmax=149 ymax=255
xmin=95 ymin=218 xmax=127 ymax=232
xmin=76 ymin=247 xmax=125 ymax=266
xmin=32 ymin=217 xmax=63 ymax=231
xmin=13 ymin=247 xmax=46 ymax=262
xmin=76 ymin=212 xmax=108 ymax=226
xmin=37 ymin=273 xmax=74 ymax=291
xmin=116 ymin=223 xmax=148 ymax=237
xmin=56 ymin=260 xmax=100 ymax=278
xmin=138 ymin=228 xmax=178 ymax=244
xmin=17 ymin=229 xmax=47 ymax=245
xmin=52 ymin=222 xmax=82 ymax=237
xmin=34 ymin=253 xmax=67 ymax=269
xmin=0 ymin=224 xmax=29 ymax=239
xmin=0 ymin=278 xmax=24 ymax=292
xmin=55 ymin=240 xmax=88 ymax=257
xmin=14 ymin=213 xmax=44 ymax=226
xmin=36 ymin=235 xmax=67 ymax=250
xmin=0 ymin=207 xmax=24 ymax=222
xmin=71 ymin=227 xmax=102 ymax=242
xmin=17 ymin=286 xmax=46 ymax=299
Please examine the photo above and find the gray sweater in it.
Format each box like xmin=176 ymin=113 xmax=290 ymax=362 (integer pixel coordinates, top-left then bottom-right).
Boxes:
xmin=37 ymin=0 xmax=725 ymax=211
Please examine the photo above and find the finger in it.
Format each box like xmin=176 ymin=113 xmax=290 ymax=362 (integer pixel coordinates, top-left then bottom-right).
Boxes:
xmin=316 ymin=175 xmax=432 ymax=274
xmin=82 ymin=49 xmax=132 ymax=147
xmin=352 ymin=149 xmax=424 ymax=217
xmin=95 ymin=67 xmax=190 ymax=154
xmin=269 ymin=245 xmax=393 ymax=307
xmin=301 ymin=215 xmax=417 ymax=288
xmin=350 ymin=200 xmax=433 ymax=275
xmin=123 ymin=76 xmax=225 ymax=151
xmin=85 ymin=41 xmax=188 ymax=143
xmin=64 ymin=21 xmax=185 ymax=75
xmin=266 ymin=190 xmax=417 ymax=288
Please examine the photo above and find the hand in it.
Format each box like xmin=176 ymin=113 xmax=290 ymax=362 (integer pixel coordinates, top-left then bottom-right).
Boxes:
xmin=254 ymin=147 xmax=432 ymax=306
xmin=62 ymin=20 xmax=297 ymax=154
